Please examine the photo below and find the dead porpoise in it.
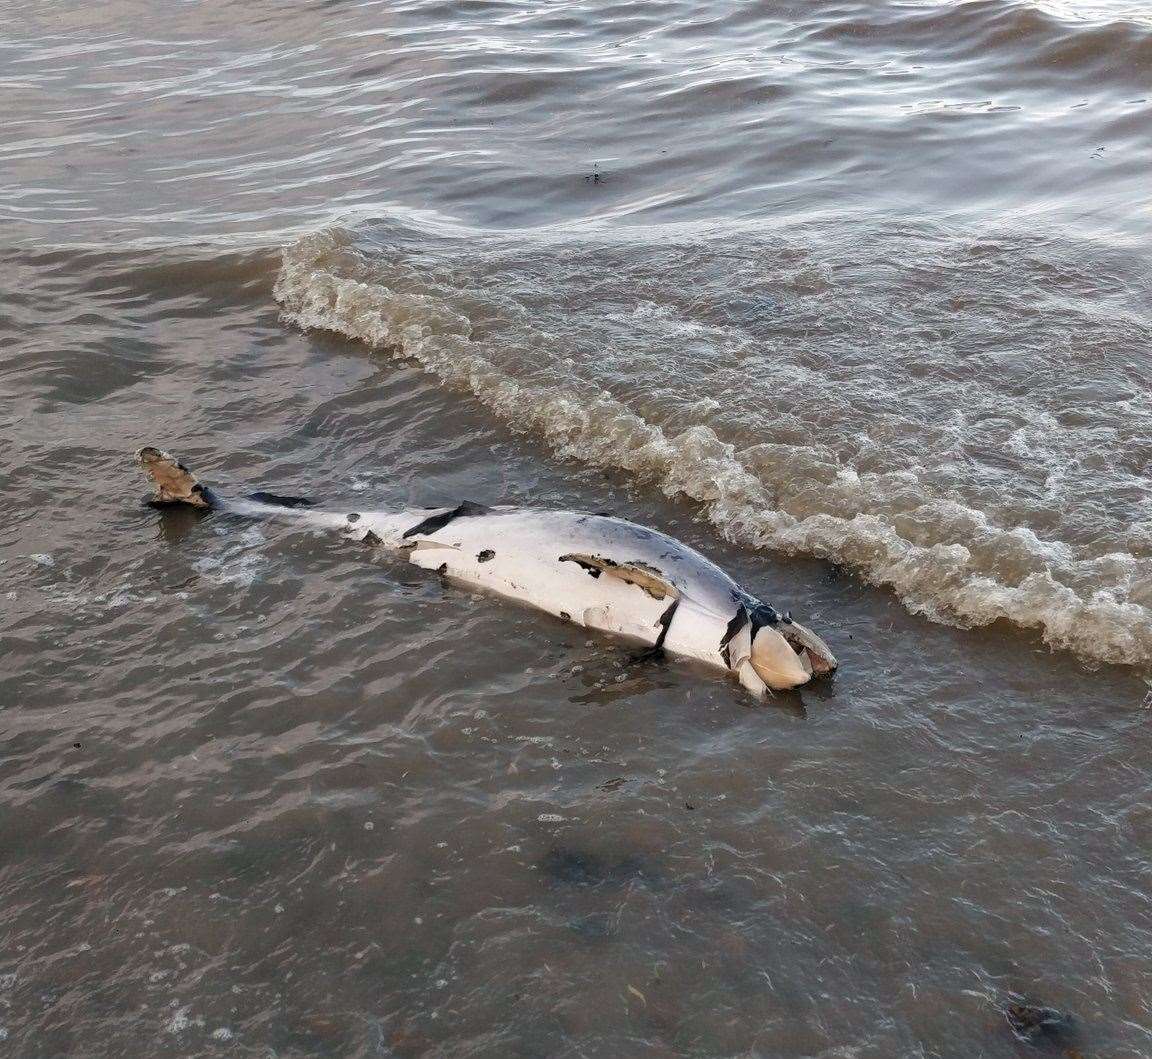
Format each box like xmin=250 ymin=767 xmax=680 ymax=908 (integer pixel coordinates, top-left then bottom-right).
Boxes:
xmin=136 ymin=446 xmax=837 ymax=695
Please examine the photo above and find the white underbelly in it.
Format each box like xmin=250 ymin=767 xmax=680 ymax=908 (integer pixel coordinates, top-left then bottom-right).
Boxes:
xmin=401 ymin=512 xmax=734 ymax=671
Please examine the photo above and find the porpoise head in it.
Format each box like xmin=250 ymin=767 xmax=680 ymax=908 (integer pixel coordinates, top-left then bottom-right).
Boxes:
xmin=750 ymin=619 xmax=838 ymax=690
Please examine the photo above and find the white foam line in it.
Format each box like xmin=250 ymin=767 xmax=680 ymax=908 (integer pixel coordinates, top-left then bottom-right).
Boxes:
xmin=274 ymin=229 xmax=1152 ymax=669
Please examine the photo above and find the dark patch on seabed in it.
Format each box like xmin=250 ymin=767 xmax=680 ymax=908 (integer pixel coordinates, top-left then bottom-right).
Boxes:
xmin=1003 ymin=996 xmax=1080 ymax=1050
xmin=540 ymin=847 xmax=661 ymax=890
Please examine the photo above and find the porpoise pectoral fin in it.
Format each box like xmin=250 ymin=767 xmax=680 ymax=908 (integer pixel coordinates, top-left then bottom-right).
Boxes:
xmin=560 ymin=554 xmax=679 ymax=601
xmin=736 ymin=659 xmax=769 ymax=697
xmin=724 ymin=619 xmax=755 ymax=670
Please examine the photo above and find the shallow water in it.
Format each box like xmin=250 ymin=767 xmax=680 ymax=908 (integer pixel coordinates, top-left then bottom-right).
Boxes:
xmin=2 ymin=0 xmax=1151 ymax=1055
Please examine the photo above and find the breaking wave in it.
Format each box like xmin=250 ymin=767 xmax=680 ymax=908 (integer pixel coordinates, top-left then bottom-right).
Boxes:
xmin=275 ymin=224 xmax=1152 ymax=669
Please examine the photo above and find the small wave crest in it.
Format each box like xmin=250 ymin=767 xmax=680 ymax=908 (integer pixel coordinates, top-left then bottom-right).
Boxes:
xmin=275 ymin=225 xmax=1152 ymax=669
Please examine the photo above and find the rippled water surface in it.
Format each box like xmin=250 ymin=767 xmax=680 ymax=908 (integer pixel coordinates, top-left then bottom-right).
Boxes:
xmin=2 ymin=0 xmax=1151 ymax=1055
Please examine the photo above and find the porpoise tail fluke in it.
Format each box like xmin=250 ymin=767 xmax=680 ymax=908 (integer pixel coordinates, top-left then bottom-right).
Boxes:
xmin=137 ymin=447 xmax=316 ymax=512
xmin=136 ymin=447 xmax=216 ymax=509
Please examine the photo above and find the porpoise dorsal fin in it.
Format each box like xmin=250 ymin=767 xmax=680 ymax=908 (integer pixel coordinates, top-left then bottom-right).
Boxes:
xmin=402 ymin=500 xmax=493 ymax=539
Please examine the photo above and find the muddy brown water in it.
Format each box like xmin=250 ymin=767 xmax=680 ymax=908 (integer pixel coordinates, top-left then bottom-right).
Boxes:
xmin=2 ymin=0 xmax=1151 ymax=1055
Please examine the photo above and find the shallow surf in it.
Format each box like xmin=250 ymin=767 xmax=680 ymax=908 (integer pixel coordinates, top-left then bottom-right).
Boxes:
xmin=2 ymin=0 xmax=1150 ymax=1054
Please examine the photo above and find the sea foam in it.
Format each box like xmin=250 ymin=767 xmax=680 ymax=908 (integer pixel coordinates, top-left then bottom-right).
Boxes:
xmin=275 ymin=226 xmax=1152 ymax=668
